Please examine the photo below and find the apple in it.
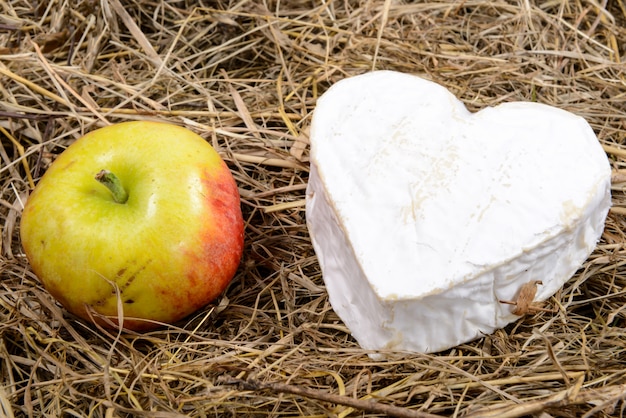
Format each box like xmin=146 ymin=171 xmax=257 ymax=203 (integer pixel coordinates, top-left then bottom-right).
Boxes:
xmin=20 ymin=121 xmax=244 ymax=331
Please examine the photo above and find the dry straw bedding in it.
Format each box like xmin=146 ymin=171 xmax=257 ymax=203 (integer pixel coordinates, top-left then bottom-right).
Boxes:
xmin=0 ymin=0 xmax=625 ymax=416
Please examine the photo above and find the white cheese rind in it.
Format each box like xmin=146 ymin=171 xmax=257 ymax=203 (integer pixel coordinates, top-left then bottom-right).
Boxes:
xmin=306 ymin=71 xmax=611 ymax=355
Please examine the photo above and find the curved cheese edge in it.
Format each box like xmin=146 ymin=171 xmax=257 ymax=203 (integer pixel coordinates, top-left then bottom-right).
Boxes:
xmin=305 ymin=71 xmax=611 ymax=356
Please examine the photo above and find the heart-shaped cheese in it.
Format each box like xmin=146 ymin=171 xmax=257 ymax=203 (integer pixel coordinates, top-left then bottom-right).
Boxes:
xmin=306 ymin=71 xmax=611 ymax=355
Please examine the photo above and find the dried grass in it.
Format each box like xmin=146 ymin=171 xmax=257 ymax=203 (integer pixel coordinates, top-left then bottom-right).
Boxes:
xmin=1 ymin=0 xmax=626 ymax=416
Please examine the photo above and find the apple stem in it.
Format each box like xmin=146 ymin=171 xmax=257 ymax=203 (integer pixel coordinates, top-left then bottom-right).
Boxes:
xmin=95 ymin=170 xmax=129 ymax=204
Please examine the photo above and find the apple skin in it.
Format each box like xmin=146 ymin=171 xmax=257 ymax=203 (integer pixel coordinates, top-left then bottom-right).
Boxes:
xmin=20 ymin=121 xmax=244 ymax=331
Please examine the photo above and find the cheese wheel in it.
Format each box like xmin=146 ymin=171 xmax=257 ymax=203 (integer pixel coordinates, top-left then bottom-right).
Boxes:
xmin=306 ymin=71 xmax=611 ymax=356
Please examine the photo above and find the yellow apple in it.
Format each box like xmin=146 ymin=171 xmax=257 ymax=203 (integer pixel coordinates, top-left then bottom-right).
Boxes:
xmin=20 ymin=121 xmax=244 ymax=331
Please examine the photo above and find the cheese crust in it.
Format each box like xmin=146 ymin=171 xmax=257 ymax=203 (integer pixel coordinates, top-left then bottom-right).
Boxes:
xmin=306 ymin=71 xmax=611 ymax=356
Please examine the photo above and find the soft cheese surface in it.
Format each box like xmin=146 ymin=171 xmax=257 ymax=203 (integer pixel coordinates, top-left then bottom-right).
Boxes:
xmin=306 ymin=71 xmax=611 ymax=355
